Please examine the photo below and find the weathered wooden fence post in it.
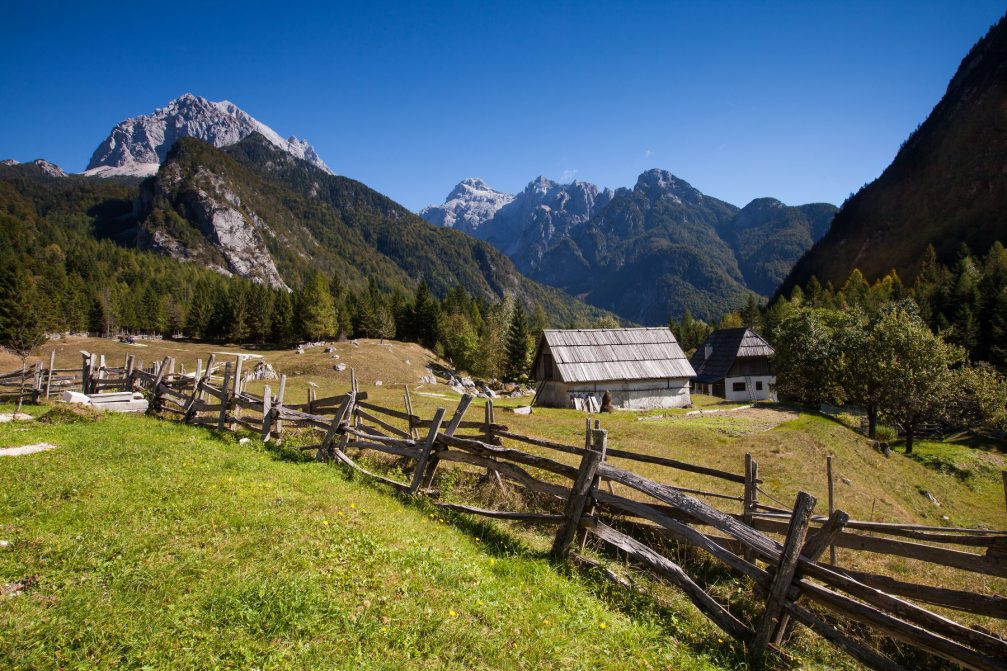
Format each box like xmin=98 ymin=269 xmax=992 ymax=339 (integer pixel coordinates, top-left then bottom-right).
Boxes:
xmin=217 ymin=361 xmax=233 ymax=431
xmin=404 ymin=386 xmax=418 ymax=439
xmin=274 ymin=374 xmax=286 ymax=439
xmin=410 ymin=407 xmax=446 ymax=493
xmin=743 ymin=453 xmax=756 ymax=561
xmin=229 ymin=356 xmax=244 ymax=431
xmin=827 ymin=455 xmax=837 ymax=565
xmin=261 ymin=384 xmax=272 ymax=441
xmin=750 ymin=491 xmax=817 ymax=663
xmin=44 ymin=350 xmax=55 ymax=400
xmin=551 ymin=428 xmax=606 ymax=560
xmin=580 ymin=421 xmax=608 ymax=551
xmin=771 ymin=508 xmax=850 ymax=647
xmin=124 ymin=354 xmax=135 ymax=391
xmin=421 ymin=394 xmax=473 ymax=489
xmin=316 ymin=391 xmax=357 ymax=461
xmin=148 ymin=356 xmax=172 ymax=413
xmin=80 ymin=351 xmax=90 ymax=393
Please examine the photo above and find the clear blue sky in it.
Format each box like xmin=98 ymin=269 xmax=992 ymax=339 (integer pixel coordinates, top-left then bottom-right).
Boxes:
xmin=2 ymin=1 xmax=1003 ymax=211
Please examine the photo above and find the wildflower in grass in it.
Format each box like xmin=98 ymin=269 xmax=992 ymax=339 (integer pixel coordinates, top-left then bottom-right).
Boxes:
xmin=599 ymin=622 xmax=606 ymax=630
xmin=351 ymin=503 xmax=356 ymax=509
xmin=717 ymin=638 xmax=724 ymax=644
xmin=543 ymin=618 xmax=550 ymax=625
xmin=322 ymin=520 xmax=329 ymax=526
xmin=449 ymin=610 xmax=457 ymax=618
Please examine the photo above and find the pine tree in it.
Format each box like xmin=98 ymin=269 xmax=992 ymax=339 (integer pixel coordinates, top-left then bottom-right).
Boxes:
xmin=0 ymin=267 xmax=47 ymax=411
xmin=297 ymin=271 xmax=336 ymax=340
xmin=271 ymin=290 xmax=295 ymax=343
xmin=410 ymin=280 xmax=440 ymax=348
xmin=504 ymin=303 xmax=532 ymax=381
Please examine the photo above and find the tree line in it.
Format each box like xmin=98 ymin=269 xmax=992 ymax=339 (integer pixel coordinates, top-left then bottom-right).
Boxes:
xmin=671 ymin=242 xmax=1007 ymax=450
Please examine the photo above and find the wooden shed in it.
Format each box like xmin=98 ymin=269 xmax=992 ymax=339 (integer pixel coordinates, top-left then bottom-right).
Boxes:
xmin=530 ymin=327 xmax=695 ymax=410
xmin=689 ymin=327 xmax=776 ymax=402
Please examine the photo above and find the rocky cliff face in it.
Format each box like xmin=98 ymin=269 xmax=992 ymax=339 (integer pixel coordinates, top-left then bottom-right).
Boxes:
xmin=138 ymin=158 xmax=287 ymax=289
xmin=84 ymin=93 xmax=331 ymax=178
xmin=418 ymin=178 xmax=513 ymax=233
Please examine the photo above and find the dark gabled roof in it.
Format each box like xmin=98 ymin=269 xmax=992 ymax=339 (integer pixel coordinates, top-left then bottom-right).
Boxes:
xmin=689 ymin=328 xmax=775 ymax=383
xmin=533 ymin=327 xmax=695 ymax=383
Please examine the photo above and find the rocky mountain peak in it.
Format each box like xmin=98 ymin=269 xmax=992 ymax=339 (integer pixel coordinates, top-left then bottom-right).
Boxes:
xmin=419 ymin=178 xmax=515 ymax=234
xmin=83 ymin=93 xmax=332 ymax=178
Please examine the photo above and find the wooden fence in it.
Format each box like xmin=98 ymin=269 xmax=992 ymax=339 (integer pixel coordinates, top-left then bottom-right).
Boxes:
xmin=5 ymin=353 xmax=1007 ymax=670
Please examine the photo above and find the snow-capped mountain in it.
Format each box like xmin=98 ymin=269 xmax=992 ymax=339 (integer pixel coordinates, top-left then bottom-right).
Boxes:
xmin=418 ymin=178 xmax=514 ymax=234
xmin=83 ymin=93 xmax=332 ymax=178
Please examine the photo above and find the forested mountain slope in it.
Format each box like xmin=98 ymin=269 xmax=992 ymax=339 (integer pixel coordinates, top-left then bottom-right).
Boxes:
xmin=779 ymin=14 xmax=1007 ymax=295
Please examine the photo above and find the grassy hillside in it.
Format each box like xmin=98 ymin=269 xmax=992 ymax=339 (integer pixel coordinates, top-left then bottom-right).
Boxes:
xmin=0 ymin=407 xmax=737 ymax=670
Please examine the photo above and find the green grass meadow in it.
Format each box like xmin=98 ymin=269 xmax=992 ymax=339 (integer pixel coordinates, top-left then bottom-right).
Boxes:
xmin=0 ymin=406 xmax=736 ymax=671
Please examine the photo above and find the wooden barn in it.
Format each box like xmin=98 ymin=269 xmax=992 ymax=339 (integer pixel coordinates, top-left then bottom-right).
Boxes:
xmin=530 ymin=327 xmax=695 ymax=410
xmin=689 ymin=327 xmax=776 ymax=402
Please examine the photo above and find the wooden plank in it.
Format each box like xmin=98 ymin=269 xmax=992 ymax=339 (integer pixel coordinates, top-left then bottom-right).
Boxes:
xmin=437 ymin=450 xmax=571 ymax=499
xmin=331 ymin=448 xmax=412 ymax=492
xmin=827 ymin=455 xmax=837 ymax=565
xmin=797 ymin=561 xmax=1007 ymax=662
xmin=356 ymin=408 xmax=411 ymax=438
xmin=590 ymin=521 xmax=752 ymax=642
xmin=551 ymin=430 xmax=605 ymax=559
xmin=437 ymin=434 xmax=579 ymax=481
xmin=750 ymin=492 xmax=816 ymax=661
xmin=833 ymin=567 xmax=1007 ymax=619
xmin=345 ymin=440 xmax=421 ymax=460
xmin=782 ymin=600 xmax=908 ymax=671
xmin=274 ymin=374 xmax=286 ymax=438
xmin=751 ymin=518 xmax=1007 ymax=578
xmin=772 ymin=509 xmax=850 ymax=646
xmin=597 ymin=463 xmax=783 ymax=560
xmin=356 ymin=400 xmax=417 ymax=423
xmin=797 ymin=578 xmax=1007 ymax=671
xmin=432 ymin=502 xmax=565 ymax=522
xmin=801 ymin=510 xmax=849 ymax=563
xmin=410 ymin=408 xmax=446 ymax=494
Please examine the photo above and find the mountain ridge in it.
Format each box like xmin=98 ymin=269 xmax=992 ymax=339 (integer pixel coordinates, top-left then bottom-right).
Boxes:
xmin=422 ymin=171 xmax=836 ymax=321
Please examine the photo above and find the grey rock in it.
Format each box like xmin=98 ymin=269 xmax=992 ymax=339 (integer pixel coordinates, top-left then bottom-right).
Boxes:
xmin=84 ymin=93 xmax=331 ymax=177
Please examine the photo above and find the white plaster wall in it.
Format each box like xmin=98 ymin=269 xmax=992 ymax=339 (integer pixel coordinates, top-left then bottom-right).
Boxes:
xmin=535 ymin=379 xmax=692 ymax=409
xmin=723 ymin=376 xmax=777 ymax=402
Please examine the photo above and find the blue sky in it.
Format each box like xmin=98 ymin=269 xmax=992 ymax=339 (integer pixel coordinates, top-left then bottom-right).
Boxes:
xmin=2 ymin=1 xmax=1003 ymax=211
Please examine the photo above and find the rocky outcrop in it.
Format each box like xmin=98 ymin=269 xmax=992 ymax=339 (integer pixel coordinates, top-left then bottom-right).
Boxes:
xmin=139 ymin=160 xmax=287 ymax=289
xmin=84 ymin=93 xmax=331 ymax=178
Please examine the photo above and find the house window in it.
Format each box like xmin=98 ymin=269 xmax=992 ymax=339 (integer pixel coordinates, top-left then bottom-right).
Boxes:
xmin=756 ymin=381 xmax=763 ymax=391
xmin=732 ymin=382 xmax=746 ymax=392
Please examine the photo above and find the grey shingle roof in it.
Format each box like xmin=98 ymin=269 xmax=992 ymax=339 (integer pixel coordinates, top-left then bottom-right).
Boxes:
xmin=534 ymin=328 xmax=695 ymax=383
xmin=689 ymin=328 xmax=775 ymax=383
